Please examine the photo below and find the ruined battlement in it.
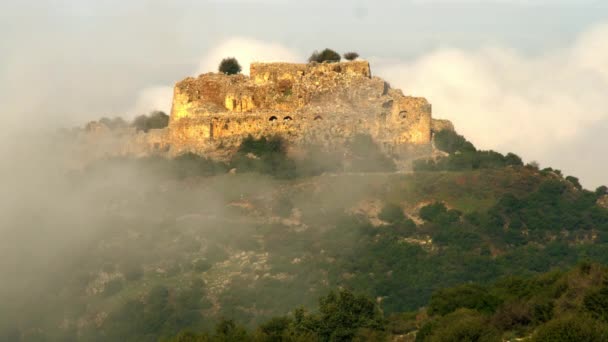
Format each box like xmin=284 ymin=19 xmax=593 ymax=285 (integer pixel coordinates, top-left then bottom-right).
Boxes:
xmin=249 ymin=60 xmax=371 ymax=84
xmin=159 ymin=60 xmax=452 ymax=161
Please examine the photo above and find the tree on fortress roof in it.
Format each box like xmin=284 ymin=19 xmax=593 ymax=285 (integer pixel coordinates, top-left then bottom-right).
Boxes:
xmin=344 ymin=52 xmax=359 ymax=61
xmin=308 ymin=48 xmax=341 ymax=63
xmin=218 ymin=57 xmax=242 ymax=75
xmin=132 ymin=111 xmax=169 ymax=132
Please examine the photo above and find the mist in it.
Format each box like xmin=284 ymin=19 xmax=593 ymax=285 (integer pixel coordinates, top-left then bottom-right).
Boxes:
xmin=1 ymin=1 xmax=607 ymax=339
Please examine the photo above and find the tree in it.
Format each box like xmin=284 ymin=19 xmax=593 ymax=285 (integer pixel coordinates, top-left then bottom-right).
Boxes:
xmin=565 ymin=176 xmax=582 ymax=190
xmin=316 ymin=289 xmax=386 ymax=341
xmin=379 ymin=203 xmax=405 ymax=224
xmin=343 ymin=52 xmax=359 ymax=61
xmin=132 ymin=111 xmax=169 ymax=132
xmin=532 ymin=315 xmax=608 ymax=342
xmin=308 ymin=49 xmax=341 ymax=63
xmin=218 ymin=57 xmax=242 ymax=75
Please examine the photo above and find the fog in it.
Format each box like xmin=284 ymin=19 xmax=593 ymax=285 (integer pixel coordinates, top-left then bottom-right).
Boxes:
xmin=0 ymin=1 xmax=607 ymax=339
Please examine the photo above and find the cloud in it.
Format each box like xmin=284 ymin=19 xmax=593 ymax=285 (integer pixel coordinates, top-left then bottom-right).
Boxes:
xmin=131 ymin=38 xmax=300 ymax=116
xmin=196 ymin=38 xmax=300 ymax=75
xmin=373 ymin=22 xmax=608 ymax=183
xmin=129 ymin=86 xmax=174 ymax=117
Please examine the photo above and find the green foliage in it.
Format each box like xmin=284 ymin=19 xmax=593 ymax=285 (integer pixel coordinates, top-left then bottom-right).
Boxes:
xmin=418 ymin=130 xmax=524 ymax=172
xmin=213 ymin=319 xmax=250 ymax=341
xmin=532 ymin=315 xmax=608 ymax=342
xmin=419 ymin=202 xmax=461 ymax=224
xmin=421 ymin=309 xmax=500 ymax=342
xmin=428 ymin=284 xmax=501 ymax=316
xmin=596 ymin=186 xmax=608 ymax=196
xmin=308 ymin=49 xmax=341 ymax=63
xmin=230 ymin=135 xmax=297 ymax=179
xmin=132 ymin=111 xmax=170 ymax=132
xmin=378 ymin=203 xmax=405 ymax=224
xmin=583 ymin=284 xmax=608 ymax=321
xmin=566 ymin=175 xmax=582 ymax=190
xmin=316 ymin=289 xmax=386 ymax=341
xmin=414 ymin=150 xmax=524 ymax=172
xmin=343 ymin=52 xmax=359 ymax=61
xmin=219 ymin=57 xmax=242 ymax=75
xmin=434 ymin=130 xmax=476 ymax=154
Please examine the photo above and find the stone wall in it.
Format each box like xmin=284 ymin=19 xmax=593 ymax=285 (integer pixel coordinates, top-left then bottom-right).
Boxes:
xmin=164 ymin=60 xmax=450 ymax=161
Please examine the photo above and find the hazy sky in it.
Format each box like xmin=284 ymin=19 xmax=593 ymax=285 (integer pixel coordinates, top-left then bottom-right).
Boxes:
xmin=1 ymin=0 xmax=607 ymax=188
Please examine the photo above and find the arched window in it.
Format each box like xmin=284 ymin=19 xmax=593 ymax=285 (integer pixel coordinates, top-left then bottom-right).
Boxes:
xmin=399 ymin=111 xmax=408 ymax=119
xmin=269 ymin=116 xmax=278 ymax=121
xmin=283 ymin=116 xmax=293 ymax=121
xmin=314 ymin=115 xmax=323 ymax=120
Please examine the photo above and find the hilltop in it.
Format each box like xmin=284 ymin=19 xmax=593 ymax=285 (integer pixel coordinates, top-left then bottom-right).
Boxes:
xmin=76 ymin=60 xmax=453 ymax=168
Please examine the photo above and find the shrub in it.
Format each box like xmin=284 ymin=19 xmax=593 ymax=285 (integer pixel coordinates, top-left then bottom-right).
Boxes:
xmin=426 ymin=309 xmax=500 ymax=342
xmin=308 ymin=49 xmax=341 ymax=63
xmin=218 ymin=57 xmax=242 ymax=75
xmin=583 ymin=285 xmax=608 ymax=321
xmin=316 ymin=289 xmax=386 ymax=341
xmin=532 ymin=315 xmax=608 ymax=342
xmin=343 ymin=52 xmax=359 ymax=61
xmin=433 ymin=130 xmax=476 ymax=154
xmin=419 ymin=202 xmax=461 ymax=225
xmin=379 ymin=203 xmax=405 ymax=224
xmin=596 ymin=185 xmax=608 ymax=196
xmin=428 ymin=284 xmax=501 ymax=316
xmin=132 ymin=111 xmax=170 ymax=132
xmin=565 ymin=176 xmax=582 ymax=190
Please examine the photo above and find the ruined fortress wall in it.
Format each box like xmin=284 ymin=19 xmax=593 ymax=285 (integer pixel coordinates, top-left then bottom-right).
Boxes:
xmin=165 ymin=60 xmax=442 ymax=158
xmin=250 ymin=60 xmax=371 ymax=85
xmin=390 ymin=97 xmax=432 ymax=144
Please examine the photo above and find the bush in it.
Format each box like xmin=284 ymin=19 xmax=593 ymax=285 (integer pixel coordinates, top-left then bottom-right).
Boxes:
xmin=424 ymin=309 xmax=500 ymax=342
xmin=428 ymin=284 xmax=501 ymax=316
xmin=218 ymin=57 xmax=242 ymax=75
xmin=379 ymin=203 xmax=405 ymax=224
xmin=230 ymin=135 xmax=297 ymax=179
xmin=596 ymin=186 xmax=608 ymax=196
xmin=433 ymin=130 xmax=476 ymax=154
xmin=419 ymin=202 xmax=461 ymax=225
xmin=343 ymin=52 xmax=359 ymax=61
xmin=308 ymin=49 xmax=341 ymax=63
xmin=532 ymin=315 xmax=608 ymax=342
xmin=316 ymin=289 xmax=386 ymax=341
xmin=132 ymin=111 xmax=170 ymax=132
xmin=583 ymin=285 xmax=608 ymax=321
xmin=566 ymin=176 xmax=582 ymax=190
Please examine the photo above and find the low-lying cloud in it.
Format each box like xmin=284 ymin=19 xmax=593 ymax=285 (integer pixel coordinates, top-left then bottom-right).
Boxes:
xmin=373 ymin=22 xmax=608 ymax=187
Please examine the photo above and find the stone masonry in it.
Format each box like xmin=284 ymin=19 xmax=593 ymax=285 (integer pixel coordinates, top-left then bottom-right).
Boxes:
xmin=162 ymin=60 xmax=452 ymax=159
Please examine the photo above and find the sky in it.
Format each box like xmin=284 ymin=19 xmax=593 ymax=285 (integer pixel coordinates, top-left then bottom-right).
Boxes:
xmin=0 ymin=0 xmax=607 ymax=188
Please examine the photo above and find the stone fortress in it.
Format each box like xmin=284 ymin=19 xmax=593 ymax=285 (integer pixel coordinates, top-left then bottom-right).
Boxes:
xmin=83 ymin=60 xmax=454 ymax=166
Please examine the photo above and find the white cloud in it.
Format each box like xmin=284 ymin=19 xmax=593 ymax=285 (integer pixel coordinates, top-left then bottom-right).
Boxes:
xmin=131 ymin=38 xmax=300 ymax=116
xmin=129 ymin=86 xmax=174 ymax=117
xmin=373 ymin=22 xmax=608 ymax=168
xmin=196 ymin=37 xmax=300 ymax=75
